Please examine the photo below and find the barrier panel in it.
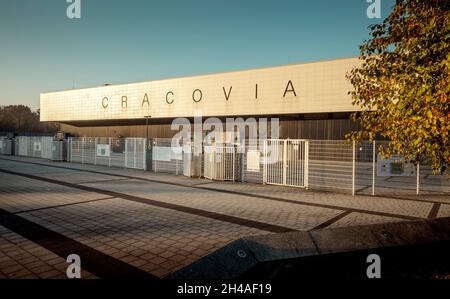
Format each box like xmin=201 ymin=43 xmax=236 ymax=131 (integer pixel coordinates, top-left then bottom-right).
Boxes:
xmin=3 ymin=134 xmax=447 ymax=197
xmin=68 ymin=137 xmax=147 ymax=170
xmin=14 ymin=136 xmax=53 ymax=159
xmin=308 ymin=140 xmax=353 ymax=193
xmin=125 ymin=138 xmax=146 ymax=169
xmin=241 ymin=139 xmax=264 ymax=184
xmin=356 ymin=141 xmax=449 ymax=197
xmin=50 ymin=140 xmax=66 ymax=161
xmin=263 ymin=139 xmax=309 ymax=188
xmin=307 ymin=140 xmax=449 ymax=196
xmin=0 ymin=137 xmax=13 ymax=155
xmin=204 ymin=144 xmax=241 ymax=181
xmin=152 ymin=138 xmax=184 ymax=175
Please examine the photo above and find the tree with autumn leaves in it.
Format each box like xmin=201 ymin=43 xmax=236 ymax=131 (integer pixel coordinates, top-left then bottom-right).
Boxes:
xmin=347 ymin=0 xmax=449 ymax=174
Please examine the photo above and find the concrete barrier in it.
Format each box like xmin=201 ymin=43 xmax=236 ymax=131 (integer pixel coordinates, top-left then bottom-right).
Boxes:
xmin=169 ymin=217 xmax=450 ymax=279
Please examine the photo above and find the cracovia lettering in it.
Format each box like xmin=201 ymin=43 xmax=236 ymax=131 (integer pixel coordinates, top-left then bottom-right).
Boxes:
xmin=102 ymin=97 xmax=108 ymax=109
xmin=192 ymin=89 xmax=202 ymax=103
xmin=283 ymin=80 xmax=296 ymax=97
xmin=100 ymin=80 xmax=297 ymax=109
xmin=166 ymin=91 xmax=174 ymax=104
xmin=141 ymin=93 xmax=150 ymax=107
xmin=177 ymin=283 xmax=211 ymax=296
xmin=223 ymin=86 xmax=232 ymax=101
xmin=121 ymin=96 xmax=127 ymax=108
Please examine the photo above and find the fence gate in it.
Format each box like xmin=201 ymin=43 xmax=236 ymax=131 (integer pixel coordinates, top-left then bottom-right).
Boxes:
xmin=263 ymin=139 xmax=309 ymax=188
xmin=125 ymin=138 xmax=146 ymax=170
xmin=204 ymin=144 xmax=239 ymax=181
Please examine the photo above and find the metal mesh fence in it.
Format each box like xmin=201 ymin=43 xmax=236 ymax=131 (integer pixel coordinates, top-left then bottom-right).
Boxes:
xmin=14 ymin=136 xmax=54 ymax=159
xmin=262 ymin=139 xmax=308 ymax=188
xmin=67 ymin=137 xmax=146 ymax=170
xmin=355 ymin=141 xmax=450 ymax=197
xmin=125 ymin=138 xmax=146 ymax=169
xmin=241 ymin=139 xmax=264 ymax=184
xmin=306 ymin=140 xmax=448 ymax=196
xmin=204 ymin=144 xmax=241 ymax=181
xmin=354 ymin=140 xmax=374 ymax=194
xmin=3 ymin=134 xmax=448 ymax=197
xmin=308 ymin=140 xmax=354 ymax=192
xmin=152 ymin=138 xmax=184 ymax=175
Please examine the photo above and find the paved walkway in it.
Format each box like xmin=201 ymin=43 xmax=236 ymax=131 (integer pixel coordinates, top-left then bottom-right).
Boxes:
xmin=0 ymin=156 xmax=449 ymax=279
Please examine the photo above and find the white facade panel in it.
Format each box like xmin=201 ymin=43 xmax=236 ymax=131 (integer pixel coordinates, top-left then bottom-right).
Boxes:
xmin=40 ymin=57 xmax=360 ymax=122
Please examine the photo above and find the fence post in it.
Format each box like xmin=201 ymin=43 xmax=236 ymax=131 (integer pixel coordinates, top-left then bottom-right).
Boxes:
xmin=283 ymin=140 xmax=287 ymax=185
xmin=416 ymin=163 xmax=420 ymax=195
xmin=241 ymin=145 xmax=245 ymax=183
xmin=212 ymin=146 xmax=215 ymax=180
xmin=232 ymin=147 xmax=235 ymax=182
xmin=124 ymin=138 xmax=128 ymax=168
xmin=69 ymin=138 xmax=72 ymax=162
xmin=82 ymin=138 xmax=85 ymax=165
xmin=352 ymin=140 xmax=356 ymax=196
xmin=305 ymin=140 xmax=309 ymax=190
xmin=153 ymin=139 xmax=157 ymax=172
xmin=263 ymin=140 xmax=267 ymax=184
xmin=94 ymin=138 xmax=97 ymax=165
xmin=372 ymin=140 xmax=376 ymax=196
xmin=108 ymin=138 xmax=111 ymax=167
xmin=133 ymin=138 xmax=136 ymax=169
xmin=143 ymin=138 xmax=146 ymax=171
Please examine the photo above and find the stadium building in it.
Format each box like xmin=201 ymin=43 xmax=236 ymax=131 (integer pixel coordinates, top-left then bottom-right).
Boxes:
xmin=1 ymin=56 xmax=440 ymax=195
xmin=40 ymin=57 xmax=361 ymax=140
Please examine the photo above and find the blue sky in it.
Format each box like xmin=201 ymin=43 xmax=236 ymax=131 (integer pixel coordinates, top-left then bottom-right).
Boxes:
xmin=0 ymin=0 xmax=395 ymax=109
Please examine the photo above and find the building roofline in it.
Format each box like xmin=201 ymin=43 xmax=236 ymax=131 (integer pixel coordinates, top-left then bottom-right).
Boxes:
xmin=40 ymin=56 xmax=360 ymax=95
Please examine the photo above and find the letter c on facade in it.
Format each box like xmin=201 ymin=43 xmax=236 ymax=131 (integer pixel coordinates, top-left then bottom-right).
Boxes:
xmin=166 ymin=91 xmax=174 ymax=104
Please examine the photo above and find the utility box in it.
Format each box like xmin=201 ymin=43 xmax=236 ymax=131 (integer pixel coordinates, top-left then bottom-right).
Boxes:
xmin=182 ymin=142 xmax=202 ymax=178
xmin=203 ymin=143 xmax=241 ymax=181
xmin=0 ymin=138 xmax=13 ymax=155
xmin=145 ymin=138 xmax=153 ymax=171
xmin=51 ymin=140 xmax=67 ymax=161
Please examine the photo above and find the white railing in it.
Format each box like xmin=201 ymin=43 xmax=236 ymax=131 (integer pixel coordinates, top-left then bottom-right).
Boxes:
xmin=263 ymin=139 xmax=309 ymax=188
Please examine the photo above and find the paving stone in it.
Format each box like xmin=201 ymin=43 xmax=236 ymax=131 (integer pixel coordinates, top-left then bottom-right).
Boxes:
xmin=0 ymin=225 xmax=96 ymax=279
xmin=0 ymin=156 xmax=448 ymax=279
xmin=3 ymin=264 xmax=24 ymax=275
xmin=39 ymin=270 xmax=64 ymax=279
xmin=150 ymin=256 xmax=167 ymax=265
